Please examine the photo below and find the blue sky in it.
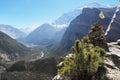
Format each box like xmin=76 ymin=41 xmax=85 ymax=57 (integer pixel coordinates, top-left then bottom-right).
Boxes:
xmin=0 ymin=0 xmax=119 ymax=29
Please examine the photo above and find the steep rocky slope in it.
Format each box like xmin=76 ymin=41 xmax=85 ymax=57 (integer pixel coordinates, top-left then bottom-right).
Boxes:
xmin=0 ymin=31 xmax=29 ymax=61
xmin=104 ymin=42 xmax=120 ymax=80
xmin=60 ymin=8 xmax=120 ymax=53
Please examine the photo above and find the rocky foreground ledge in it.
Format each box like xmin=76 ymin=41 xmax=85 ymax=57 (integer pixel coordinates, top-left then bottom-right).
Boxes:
xmin=0 ymin=42 xmax=120 ymax=80
xmin=105 ymin=42 xmax=120 ymax=80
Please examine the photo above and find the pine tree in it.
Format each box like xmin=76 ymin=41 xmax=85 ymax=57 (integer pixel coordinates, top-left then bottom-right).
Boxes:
xmin=57 ymin=37 xmax=106 ymax=80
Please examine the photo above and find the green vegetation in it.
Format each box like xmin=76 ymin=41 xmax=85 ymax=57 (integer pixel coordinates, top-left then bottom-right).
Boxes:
xmin=57 ymin=37 xmax=106 ymax=80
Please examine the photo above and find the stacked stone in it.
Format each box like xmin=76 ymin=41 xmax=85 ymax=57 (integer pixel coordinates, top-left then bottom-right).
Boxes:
xmin=88 ymin=22 xmax=109 ymax=51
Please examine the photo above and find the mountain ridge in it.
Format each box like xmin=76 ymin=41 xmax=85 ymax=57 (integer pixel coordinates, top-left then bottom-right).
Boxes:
xmin=24 ymin=23 xmax=66 ymax=46
xmin=24 ymin=23 xmax=56 ymax=45
xmin=0 ymin=31 xmax=29 ymax=61
xmin=0 ymin=24 xmax=26 ymax=39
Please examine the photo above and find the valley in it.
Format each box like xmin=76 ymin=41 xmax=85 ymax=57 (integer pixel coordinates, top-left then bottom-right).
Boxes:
xmin=0 ymin=1 xmax=120 ymax=80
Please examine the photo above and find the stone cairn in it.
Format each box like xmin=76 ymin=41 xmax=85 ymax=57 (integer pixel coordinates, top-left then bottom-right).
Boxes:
xmin=88 ymin=21 xmax=109 ymax=51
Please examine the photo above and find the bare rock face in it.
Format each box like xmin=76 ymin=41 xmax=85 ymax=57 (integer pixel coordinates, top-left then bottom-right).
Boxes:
xmin=105 ymin=55 xmax=120 ymax=80
xmin=88 ymin=22 xmax=109 ymax=51
xmin=105 ymin=42 xmax=120 ymax=80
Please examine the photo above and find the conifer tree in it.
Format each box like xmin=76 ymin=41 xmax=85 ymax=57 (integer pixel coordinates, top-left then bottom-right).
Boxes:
xmin=57 ymin=37 xmax=106 ymax=80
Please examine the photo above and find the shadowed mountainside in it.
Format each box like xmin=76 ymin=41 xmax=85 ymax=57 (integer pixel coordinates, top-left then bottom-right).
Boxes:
xmin=59 ymin=8 xmax=120 ymax=54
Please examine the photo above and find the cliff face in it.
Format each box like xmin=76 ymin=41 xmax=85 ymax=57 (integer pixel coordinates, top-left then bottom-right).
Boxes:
xmin=105 ymin=42 xmax=120 ymax=80
xmin=60 ymin=8 xmax=120 ymax=52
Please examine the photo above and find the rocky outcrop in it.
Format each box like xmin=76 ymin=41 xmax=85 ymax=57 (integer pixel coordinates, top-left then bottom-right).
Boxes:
xmin=105 ymin=55 xmax=120 ymax=80
xmin=105 ymin=42 xmax=120 ymax=80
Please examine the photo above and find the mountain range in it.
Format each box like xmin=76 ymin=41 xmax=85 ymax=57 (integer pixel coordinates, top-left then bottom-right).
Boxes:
xmin=0 ymin=3 xmax=120 ymax=80
xmin=24 ymin=23 xmax=66 ymax=46
xmin=0 ymin=24 xmax=26 ymax=39
xmin=0 ymin=3 xmax=107 ymax=46
xmin=22 ymin=2 xmax=112 ymax=46
xmin=54 ymin=2 xmax=104 ymax=25
xmin=0 ymin=3 xmax=119 ymax=57
xmin=51 ymin=7 xmax=120 ymax=56
xmin=24 ymin=23 xmax=56 ymax=44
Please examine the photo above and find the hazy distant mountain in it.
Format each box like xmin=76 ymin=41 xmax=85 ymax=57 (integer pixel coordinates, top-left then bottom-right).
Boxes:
xmin=54 ymin=2 xmax=103 ymax=25
xmin=24 ymin=23 xmax=56 ymax=45
xmin=53 ymin=27 xmax=67 ymax=42
xmin=0 ymin=31 xmax=29 ymax=61
xmin=24 ymin=23 xmax=67 ymax=46
xmin=54 ymin=10 xmax=81 ymax=25
xmin=52 ymin=7 xmax=120 ymax=56
xmin=0 ymin=24 xmax=26 ymax=39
